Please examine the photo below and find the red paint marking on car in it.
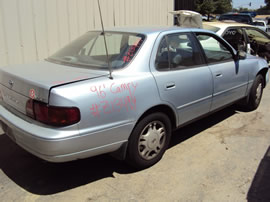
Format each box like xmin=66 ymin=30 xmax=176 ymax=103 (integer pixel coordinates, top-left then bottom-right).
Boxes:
xmin=122 ymin=39 xmax=143 ymax=62
xmin=29 ymin=89 xmax=36 ymax=99
xmin=89 ymin=82 xmax=138 ymax=117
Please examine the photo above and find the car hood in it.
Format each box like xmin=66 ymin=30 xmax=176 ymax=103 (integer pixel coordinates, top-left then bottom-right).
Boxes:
xmin=0 ymin=61 xmax=109 ymax=103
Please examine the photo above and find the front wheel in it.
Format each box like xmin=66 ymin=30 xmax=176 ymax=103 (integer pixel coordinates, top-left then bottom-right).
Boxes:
xmin=126 ymin=112 xmax=172 ymax=169
xmin=246 ymin=74 xmax=264 ymax=110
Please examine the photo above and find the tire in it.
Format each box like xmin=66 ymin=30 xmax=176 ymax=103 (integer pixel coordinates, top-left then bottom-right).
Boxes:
xmin=246 ymin=74 xmax=264 ymax=110
xmin=126 ymin=112 xmax=172 ymax=170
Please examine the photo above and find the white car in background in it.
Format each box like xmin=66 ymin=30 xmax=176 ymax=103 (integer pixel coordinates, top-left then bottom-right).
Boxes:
xmin=253 ymin=20 xmax=268 ymax=32
xmin=203 ymin=21 xmax=270 ymax=63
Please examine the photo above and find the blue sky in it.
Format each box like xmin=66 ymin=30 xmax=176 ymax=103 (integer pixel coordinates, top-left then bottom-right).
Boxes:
xmin=233 ymin=0 xmax=266 ymax=9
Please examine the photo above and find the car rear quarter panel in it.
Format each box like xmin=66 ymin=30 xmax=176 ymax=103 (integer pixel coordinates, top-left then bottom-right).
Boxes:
xmin=49 ymin=69 xmax=162 ymax=154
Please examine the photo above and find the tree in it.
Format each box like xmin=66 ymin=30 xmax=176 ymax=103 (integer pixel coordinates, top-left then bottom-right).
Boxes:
xmin=214 ymin=0 xmax=232 ymax=14
xmin=195 ymin=0 xmax=215 ymax=20
xmin=265 ymin=0 xmax=270 ymax=8
xmin=195 ymin=0 xmax=233 ymax=19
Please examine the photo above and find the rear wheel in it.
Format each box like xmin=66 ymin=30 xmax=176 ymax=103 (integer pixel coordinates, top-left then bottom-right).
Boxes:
xmin=126 ymin=112 xmax=171 ymax=169
xmin=246 ymin=74 xmax=264 ymax=110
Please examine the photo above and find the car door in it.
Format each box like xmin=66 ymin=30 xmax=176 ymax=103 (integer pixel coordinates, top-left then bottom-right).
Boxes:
xmin=195 ymin=32 xmax=249 ymax=111
xmin=151 ymin=32 xmax=213 ymax=126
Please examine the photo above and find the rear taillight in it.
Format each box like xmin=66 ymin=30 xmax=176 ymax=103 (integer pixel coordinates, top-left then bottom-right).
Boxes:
xmin=26 ymin=99 xmax=80 ymax=126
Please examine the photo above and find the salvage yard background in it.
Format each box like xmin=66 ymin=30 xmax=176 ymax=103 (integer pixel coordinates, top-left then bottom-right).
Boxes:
xmin=0 ymin=0 xmax=174 ymax=67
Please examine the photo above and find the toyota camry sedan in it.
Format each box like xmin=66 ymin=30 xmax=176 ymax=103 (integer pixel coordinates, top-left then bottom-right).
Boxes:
xmin=0 ymin=27 xmax=269 ymax=169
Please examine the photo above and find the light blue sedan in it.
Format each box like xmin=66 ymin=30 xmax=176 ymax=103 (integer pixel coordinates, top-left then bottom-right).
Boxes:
xmin=0 ymin=27 xmax=268 ymax=169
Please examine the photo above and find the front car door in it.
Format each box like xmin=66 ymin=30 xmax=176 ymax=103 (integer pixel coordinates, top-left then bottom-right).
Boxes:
xmin=195 ymin=32 xmax=249 ymax=111
xmin=150 ymin=32 xmax=213 ymax=126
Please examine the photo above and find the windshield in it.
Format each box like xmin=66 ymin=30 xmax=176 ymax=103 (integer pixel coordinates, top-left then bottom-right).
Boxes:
xmin=202 ymin=24 xmax=220 ymax=33
xmin=47 ymin=31 xmax=145 ymax=70
xmin=245 ymin=28 xmax=270 ymax=41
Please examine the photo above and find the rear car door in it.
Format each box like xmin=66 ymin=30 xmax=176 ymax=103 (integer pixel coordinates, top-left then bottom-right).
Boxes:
xmin=195 ymin=32 xmax=249 ymax=111
xmin=151 ymin=32 xmax=213 ymax=126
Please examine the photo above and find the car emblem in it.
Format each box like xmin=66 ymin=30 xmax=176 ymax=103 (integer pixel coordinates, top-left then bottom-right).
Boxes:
xmin=8 ymin=80 xmax=14 ymax=88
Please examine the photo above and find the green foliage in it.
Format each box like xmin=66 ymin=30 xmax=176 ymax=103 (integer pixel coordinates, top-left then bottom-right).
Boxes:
xmin=195 ymin=0 xmax=215 ymax=15
xmin=214 ymin=0 xmax=232 ymax=14
xmin=195 ymin=0 xmax=232 ymax=15
xmin=265 ymin=0 xmax=270 ymax=8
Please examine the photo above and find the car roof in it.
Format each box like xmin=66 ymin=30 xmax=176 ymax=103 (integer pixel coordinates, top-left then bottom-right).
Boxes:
xmin=203 ymin=21 xmax=252 ymax=29
xmin=90 ymin=26 xmax=205 ymax=35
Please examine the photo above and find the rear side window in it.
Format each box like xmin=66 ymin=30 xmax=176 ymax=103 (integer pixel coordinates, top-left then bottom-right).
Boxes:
xmin=155 ymin=33 xmax=204 ymax=70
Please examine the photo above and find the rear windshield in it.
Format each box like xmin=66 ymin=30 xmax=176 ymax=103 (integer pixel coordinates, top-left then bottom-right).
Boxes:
xmin=47 ymin=31 xmax=145 ymax=70
xmin=219 ymin=15 xmax=252 ymax=24
xmin=202 ymin=24 xmax=220 ymax=33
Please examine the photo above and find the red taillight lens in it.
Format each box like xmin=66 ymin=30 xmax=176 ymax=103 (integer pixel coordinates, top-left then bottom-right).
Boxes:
xmin=26 ymin=99 xmax=35 ymax=118
xmin=26 ymin=100 xmax=80 ymax=126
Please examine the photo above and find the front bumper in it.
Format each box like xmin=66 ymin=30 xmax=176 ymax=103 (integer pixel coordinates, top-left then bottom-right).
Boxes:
xmin=0 ymin=104 xmax=131 ymax=162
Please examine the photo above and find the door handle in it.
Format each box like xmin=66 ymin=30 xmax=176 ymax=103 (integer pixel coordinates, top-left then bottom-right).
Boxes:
xmin=165 ymin=82 xmax=175 ymax=90
xmin=216 ymin=73 xmax=222 ymax=77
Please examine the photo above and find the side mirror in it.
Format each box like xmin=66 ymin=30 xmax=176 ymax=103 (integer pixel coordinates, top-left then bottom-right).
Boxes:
xmin=236 ymin=50 xmax=247 ymax=60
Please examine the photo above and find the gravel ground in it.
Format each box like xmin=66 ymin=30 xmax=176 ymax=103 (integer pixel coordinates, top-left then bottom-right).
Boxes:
xmin=0 ymin=83 xmax=270 ymax=202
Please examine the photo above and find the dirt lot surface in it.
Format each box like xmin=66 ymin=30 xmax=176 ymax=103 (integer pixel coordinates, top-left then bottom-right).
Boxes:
xmin=1 ymin=82 xmax=270 ymax=202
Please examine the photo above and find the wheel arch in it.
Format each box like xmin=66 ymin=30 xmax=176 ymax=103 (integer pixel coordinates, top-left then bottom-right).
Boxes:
xmin=135 ymin=104 xmax=177 ymax=131
xmin=111 ymin=104 xmax=177 ymax=161
xmin=257 ymin=67 xmax=268 ymax=88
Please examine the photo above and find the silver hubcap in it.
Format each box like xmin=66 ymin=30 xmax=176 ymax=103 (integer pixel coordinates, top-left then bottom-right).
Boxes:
xmin=255 ymin=83 xmax=262 ymax=104
xmin=138 ymin=121 xmax=166 ymax=160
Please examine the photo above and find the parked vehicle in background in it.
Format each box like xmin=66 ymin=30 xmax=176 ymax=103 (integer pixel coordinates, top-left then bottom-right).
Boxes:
xmin=240 ymin=11 xmax=257 ymax=18
xmin=201 ymin=15 xmax=215 ymax=21
xmin=219 ymin=13 xmax=253 ymax=25
xmin=0 ymin=26 xmax=268 ymax=169
xmin=253 ymin=20 xmax=268 ymax=32
xmin=203 ymin=21 xmax=270 ymax=63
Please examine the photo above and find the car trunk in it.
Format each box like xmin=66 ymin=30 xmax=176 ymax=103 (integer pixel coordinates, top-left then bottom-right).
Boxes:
xmin=0 ymin=61 xmax=108 ymax=115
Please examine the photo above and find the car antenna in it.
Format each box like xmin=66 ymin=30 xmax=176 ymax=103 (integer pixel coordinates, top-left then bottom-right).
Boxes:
xmin=97 ymin=0 xmax=113 ymax=79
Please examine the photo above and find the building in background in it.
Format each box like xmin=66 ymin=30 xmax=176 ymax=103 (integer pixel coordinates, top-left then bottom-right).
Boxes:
xmin=0 ymin=0 xmax=174 ymax=67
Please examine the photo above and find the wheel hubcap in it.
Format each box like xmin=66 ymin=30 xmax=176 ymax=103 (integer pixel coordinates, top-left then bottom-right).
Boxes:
xmin=255 ymin=83 xmax=262 ymax=104
xmin=138 ymin=121 xmax=166 ymax=160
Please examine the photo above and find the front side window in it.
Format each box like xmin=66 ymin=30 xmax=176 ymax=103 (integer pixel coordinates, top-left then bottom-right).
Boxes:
xmin=223 ymin=28 xmax=247 ymax=51
xmin=196 ymin=33 xmax=233 ymax=64
xmin=47 ymin=31 xmax=145 ymax=70
xmin=155 ymin=33 xmax=204 ymax=70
